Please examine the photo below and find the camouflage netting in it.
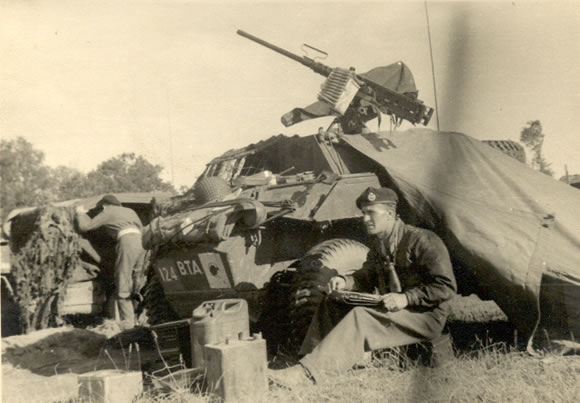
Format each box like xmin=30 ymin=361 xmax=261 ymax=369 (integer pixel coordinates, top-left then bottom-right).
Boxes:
xmin=9 ymin=206 xmax=81 ymax=333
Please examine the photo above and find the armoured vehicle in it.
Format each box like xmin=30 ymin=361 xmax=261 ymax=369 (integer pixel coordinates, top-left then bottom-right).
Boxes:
xmin=143 ymin=31 xmax=579 ymax=355
xmin=560 ymin=174 xmax=580 ymax=189
xmin=142 ymin=130 xmax=535 ymax=352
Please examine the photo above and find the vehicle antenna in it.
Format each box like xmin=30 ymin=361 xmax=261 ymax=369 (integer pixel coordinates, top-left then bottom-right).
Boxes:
xmin=166 ymin=88 xmax=176 ymax=186
xmin=424 ymin=0 xmax=440 ymax=132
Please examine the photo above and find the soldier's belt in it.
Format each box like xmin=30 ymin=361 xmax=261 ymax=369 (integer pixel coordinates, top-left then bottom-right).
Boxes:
xmin=117 ymin=227 xmax=141 ymax=239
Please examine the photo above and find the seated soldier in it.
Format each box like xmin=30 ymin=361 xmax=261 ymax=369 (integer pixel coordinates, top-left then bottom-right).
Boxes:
xmin=270 ymin=187 xmax=457 ymax=387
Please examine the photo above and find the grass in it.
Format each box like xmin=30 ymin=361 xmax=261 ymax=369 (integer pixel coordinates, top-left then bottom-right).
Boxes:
xmin=129 ymin=296 xmax=578 ymax=402
xmin=6 ymin=296 xmax=578 ymax=402
xmin=129 ymin=347 xmax=580 ymax=403
xmin=129 ymin=340 xmax=579 ymax=403
xmin=264 ymin=350 xmax=580 ymax=403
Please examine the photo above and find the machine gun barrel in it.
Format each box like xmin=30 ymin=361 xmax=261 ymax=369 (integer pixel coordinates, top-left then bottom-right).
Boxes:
xmin=237 ymin=29 xmax=433 ymax=126
xmin=237 ymin=30 xmax=332 ymax=77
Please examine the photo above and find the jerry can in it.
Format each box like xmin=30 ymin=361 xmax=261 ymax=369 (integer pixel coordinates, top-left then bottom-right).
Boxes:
xmin=205 ymin=334 xmax=268 ymax=402
xmin=190 ymin=299 xmax=250 ymax=368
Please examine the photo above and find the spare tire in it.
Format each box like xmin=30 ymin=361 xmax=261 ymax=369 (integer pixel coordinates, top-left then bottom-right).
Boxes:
xmin=289 ymin=238 xmax=369 ymax=350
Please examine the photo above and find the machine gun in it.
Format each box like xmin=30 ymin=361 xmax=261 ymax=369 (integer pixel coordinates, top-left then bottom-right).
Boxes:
xmin=237 ymin=30 xmax=433 ymax=130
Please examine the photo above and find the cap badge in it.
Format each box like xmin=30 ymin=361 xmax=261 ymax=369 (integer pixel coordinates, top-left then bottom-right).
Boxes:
xmin=367 ymin=192 xmax=376 ymax=201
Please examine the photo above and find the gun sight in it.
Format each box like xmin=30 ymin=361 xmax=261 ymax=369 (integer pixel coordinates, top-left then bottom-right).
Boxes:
xmin=236 ymin=30 xmax=333 ymax=77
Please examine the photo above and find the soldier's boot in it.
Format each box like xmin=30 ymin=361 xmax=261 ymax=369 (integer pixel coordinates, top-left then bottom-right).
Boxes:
xmin=104 ymin=294 xmax=116 ymax=320
xmin=400 ymin=330 xmax=454 ymax=369
xmin=429 ymin=332 xmax=454 ymax=368
xmin=116 ymin=297 xmax=136 ymax=331
xmin=268 ymin=364 xmax=314 ymax=389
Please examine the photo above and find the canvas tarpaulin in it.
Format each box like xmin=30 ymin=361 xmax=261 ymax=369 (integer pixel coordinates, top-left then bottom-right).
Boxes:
xmin=342 ymin=129 xmax=580 ymax=349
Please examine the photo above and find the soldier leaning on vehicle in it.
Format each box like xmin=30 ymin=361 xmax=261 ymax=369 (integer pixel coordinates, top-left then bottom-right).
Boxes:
xmin=75 ymin=195 xmax=145 ymax=330
xmin=270 ymin=186 xmax=457 ymax=387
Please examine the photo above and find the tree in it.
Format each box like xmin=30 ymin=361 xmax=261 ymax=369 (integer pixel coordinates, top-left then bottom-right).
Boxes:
xmin=50 ymin=166 xmax=93 ymax=201
xmin=86 ymin=153 xmax=176 ymax=194
xmin=0 ymin=137 xmax=56 ymax=220
xmin=1 ymin=139 xmax=176 ymax=222
xmin=519 ymin=120 xmax=554 ymax=177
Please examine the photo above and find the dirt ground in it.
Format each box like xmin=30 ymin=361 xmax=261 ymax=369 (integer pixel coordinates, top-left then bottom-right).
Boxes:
xmin=0 ymin=295 xmax=508 ymax=403
xmin=1 ymin=321 xmax=160 ymax=403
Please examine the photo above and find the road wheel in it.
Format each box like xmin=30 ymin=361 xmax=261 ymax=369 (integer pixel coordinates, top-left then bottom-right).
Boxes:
xmin=142 ymin=267 xmax=179 ymax=326
xmin=256 ymin=269 xmax=296 ymax=355
xmin=289 ymin=238 xmax=369 ymax=351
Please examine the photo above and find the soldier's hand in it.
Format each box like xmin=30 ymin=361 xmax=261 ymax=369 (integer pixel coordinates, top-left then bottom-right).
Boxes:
xmin=75 ymin=205 xmax=87 ymax=215
xmin=329 ymin=276 xmax=346 ymax=291
xmin=381 ymin=293 xmax=408 ymax=311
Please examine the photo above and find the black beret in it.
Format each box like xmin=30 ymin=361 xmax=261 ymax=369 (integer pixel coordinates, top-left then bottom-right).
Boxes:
xmin=356 ymin=187 xmax=398 ymax=209
xmin=97 ymin=194 xmax=122 ymax=207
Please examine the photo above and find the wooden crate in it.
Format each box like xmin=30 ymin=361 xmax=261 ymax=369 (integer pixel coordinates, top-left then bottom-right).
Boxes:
xmin=60 ymin=280 xmax=106 ymax=315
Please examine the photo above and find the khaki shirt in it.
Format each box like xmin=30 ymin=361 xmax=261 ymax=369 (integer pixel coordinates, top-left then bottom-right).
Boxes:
xmin=76 ymin=205 xmax=142 ymax=240
xmin=345 ymin=218 xmax=457 ymax=310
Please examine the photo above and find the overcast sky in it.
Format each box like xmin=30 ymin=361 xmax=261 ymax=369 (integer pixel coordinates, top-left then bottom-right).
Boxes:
xmin=1 ymin=0 xmax=579 ymax=188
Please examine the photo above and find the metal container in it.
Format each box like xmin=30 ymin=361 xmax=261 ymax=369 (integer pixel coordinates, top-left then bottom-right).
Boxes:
xmin=205 ymin=335 xmax=268 ymax=402
xmin=78 ymin=369 xmax=143 ymax=403
xmin=148 ymin=318 xmax=193 ymax=375
xmin=190 ymin=299 xmax=250 ymax=368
